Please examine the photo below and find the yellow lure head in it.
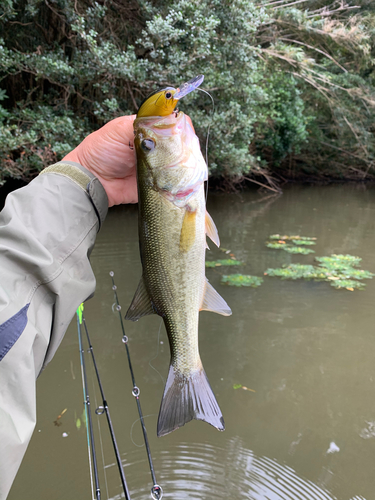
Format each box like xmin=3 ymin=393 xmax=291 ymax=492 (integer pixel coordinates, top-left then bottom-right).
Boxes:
xmin=137 ymin=75 xmax=204 ymax=118
xmin=137 ymin=87 xmax=178 ymax=118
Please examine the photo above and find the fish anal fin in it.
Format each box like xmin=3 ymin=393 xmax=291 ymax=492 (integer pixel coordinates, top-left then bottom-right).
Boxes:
xmin=125 ymin=276 xmax=155 ymax=321
xmin=200 ymin=278 xmax=232 ymax=316
xmin=180 ymin=209 xmax=196 ymax=253
xmin=157 ymin=365 xmax=225 ymax=437
xmin=205 ymin=211 xmax=220 ymax=247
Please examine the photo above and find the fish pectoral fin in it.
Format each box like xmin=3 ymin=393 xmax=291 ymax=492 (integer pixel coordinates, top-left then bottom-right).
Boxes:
xmin=125 ymin=276 xmax=156 ymax=321
xmin=200 ymin=278 xmax=232 ymax=316
xmin=205 ymin=211 xmax=220 ymax=247
xmin=157 ymin=365 xmax=225 ymax=437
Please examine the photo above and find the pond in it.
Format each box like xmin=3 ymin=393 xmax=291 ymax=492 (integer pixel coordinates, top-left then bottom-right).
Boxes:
xmin=8 ymin=184 xmax=375 ymax=500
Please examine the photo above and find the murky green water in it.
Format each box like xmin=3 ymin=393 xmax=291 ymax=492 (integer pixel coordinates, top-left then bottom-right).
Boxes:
xmin=8 ymin=185 xmax=375 ymax=500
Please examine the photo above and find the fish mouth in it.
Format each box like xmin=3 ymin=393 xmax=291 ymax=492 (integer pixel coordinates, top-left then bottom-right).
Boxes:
xmin=174 ymin=75 xmax=204 ymax=99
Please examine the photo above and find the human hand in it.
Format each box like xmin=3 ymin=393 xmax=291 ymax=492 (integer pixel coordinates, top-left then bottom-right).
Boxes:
xmin=63 ymin=115 xmax=137 ymax=207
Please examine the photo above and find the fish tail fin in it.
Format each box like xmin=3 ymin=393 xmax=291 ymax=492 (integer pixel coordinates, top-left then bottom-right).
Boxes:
xmin=157 ymin=364 xmax=225 ymax=437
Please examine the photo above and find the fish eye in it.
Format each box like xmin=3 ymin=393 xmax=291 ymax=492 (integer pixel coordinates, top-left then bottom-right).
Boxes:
xmin=165 ymin=91 xmax=172 ymax=99
xmin=141 ymin=138 xmax=155 ymax=152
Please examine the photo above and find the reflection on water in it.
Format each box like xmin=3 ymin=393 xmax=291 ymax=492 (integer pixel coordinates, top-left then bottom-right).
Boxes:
xmin=106 ymin=439 xmax=366 ymax=500
xmin=8 ymin=185 xmax=375 ymax=500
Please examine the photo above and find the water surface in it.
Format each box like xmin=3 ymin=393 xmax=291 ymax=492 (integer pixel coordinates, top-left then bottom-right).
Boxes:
xmin=8 ymin=185 xmax=375 ymax=500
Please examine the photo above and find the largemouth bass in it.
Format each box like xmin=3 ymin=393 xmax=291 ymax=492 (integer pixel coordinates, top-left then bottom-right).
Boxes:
xmin=126 ymin=76 xmax=232 ymax=437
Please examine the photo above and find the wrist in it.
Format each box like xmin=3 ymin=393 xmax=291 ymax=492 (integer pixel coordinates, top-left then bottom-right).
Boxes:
xmin=40 ymin=161 xmax=109 ymax=227
xmin=63 ymin=149 xmax=86 ymax=170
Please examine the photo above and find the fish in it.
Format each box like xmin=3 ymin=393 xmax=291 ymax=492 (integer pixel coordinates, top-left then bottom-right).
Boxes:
xmin=125 ymin=75 xmax=232 ymax=437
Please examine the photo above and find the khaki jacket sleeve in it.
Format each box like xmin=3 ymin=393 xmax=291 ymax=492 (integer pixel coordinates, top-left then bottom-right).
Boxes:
xmin=0 ymin=161 xmax=108 ymax=500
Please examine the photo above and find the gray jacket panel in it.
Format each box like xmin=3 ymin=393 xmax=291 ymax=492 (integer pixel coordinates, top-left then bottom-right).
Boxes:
xmin=0 ymin=162 xmax=107 ymax=499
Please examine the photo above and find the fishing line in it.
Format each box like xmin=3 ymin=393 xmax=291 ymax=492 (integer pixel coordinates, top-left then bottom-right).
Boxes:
xmin=130 ymin=414 xmax=159 ymax=448
xmin=197 ymin=87 xmax=215 ymax=204
xmin=109 ymin=271 xmax=163 ymax=500
xmin=148 ymin=318 xmax=165 ymax=386
xmin=81 ymin=311 xmax=132 ymax=500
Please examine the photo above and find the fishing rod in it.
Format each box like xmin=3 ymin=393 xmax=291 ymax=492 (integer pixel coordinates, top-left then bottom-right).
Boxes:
xmin=82 ymin=311 xmax=132 ymax=500
xmin=77 ymin=304 xmax=132 ymax=500
xmin=77 ymin=308 xmax=101 ymax=500
xmin=109 ymin=271 xmax=163 ymax=500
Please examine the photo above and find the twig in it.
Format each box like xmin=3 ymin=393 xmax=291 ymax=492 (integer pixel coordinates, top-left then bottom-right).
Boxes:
xmin=126 ymin=81 xmax=139 ymax=111
xmin=273 ymin=0 xmax=309 ymax=9
xmin=243 ymin=176 xmax=282 ymax=193
xmin=278 ymin=37 xmax=347 ymax=72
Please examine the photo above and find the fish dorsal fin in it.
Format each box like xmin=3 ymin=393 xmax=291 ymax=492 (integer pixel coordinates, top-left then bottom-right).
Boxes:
xmin=205 ymin=211 xmax=220 ymax=247
xmin=125 ymin=276 xmax=156 ymax=321
xmin=200 ymin=278 xmax=232 ymax=316
xmin=180 ymin=209 xmax=197 ymax=253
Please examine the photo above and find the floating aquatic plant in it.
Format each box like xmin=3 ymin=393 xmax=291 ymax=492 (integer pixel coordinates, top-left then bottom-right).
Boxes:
xmin=266 ymin=242 xmax=286 ymax=250
xmin=265 ymin=254 xmax=374 ymax=291
xmin=329 ymin=279 xmax=365 ymax=291
xmin=283 ymin=246 xmax=315 ymax=255
xmin=205 ymin=259 xmax=243 ymax=267
xmin=266 ymin=234 xmax=316 ymax=254
xmin=291 ymin=239 xmax=316 ymax=246
xmin=269 ymin=234 xmax=316 ymax=242
xmin=233 ymin=384 xmax=256 ymax=392
xmin=315 ymin=254 xmax=362 ymax=269
xmin=265 ymin=264 xmax=317 ymax=280
xmin=221 ymin=274 xmax=263 ymax=287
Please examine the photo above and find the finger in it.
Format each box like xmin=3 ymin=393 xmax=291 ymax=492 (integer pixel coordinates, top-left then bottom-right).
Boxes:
xmin=102 ymin=115 xmax=136 ymax=145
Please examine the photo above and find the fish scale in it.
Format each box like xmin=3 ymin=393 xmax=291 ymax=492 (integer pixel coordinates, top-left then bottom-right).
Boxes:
xmin=142 ymin=186 xmax=204 ymax=373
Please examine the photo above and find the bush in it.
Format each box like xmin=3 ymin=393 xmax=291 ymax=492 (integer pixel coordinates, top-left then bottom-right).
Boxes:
xmin=0 ymin=0 xmax=375 ymax=185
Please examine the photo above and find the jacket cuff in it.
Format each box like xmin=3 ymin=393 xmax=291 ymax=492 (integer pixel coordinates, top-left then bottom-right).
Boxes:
xmin=39 ymin=161 xmax=108 ymax=229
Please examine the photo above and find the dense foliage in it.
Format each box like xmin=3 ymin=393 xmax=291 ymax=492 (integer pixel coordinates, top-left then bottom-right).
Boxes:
xmin=0 ymin=0 xmax=375 ymax=186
